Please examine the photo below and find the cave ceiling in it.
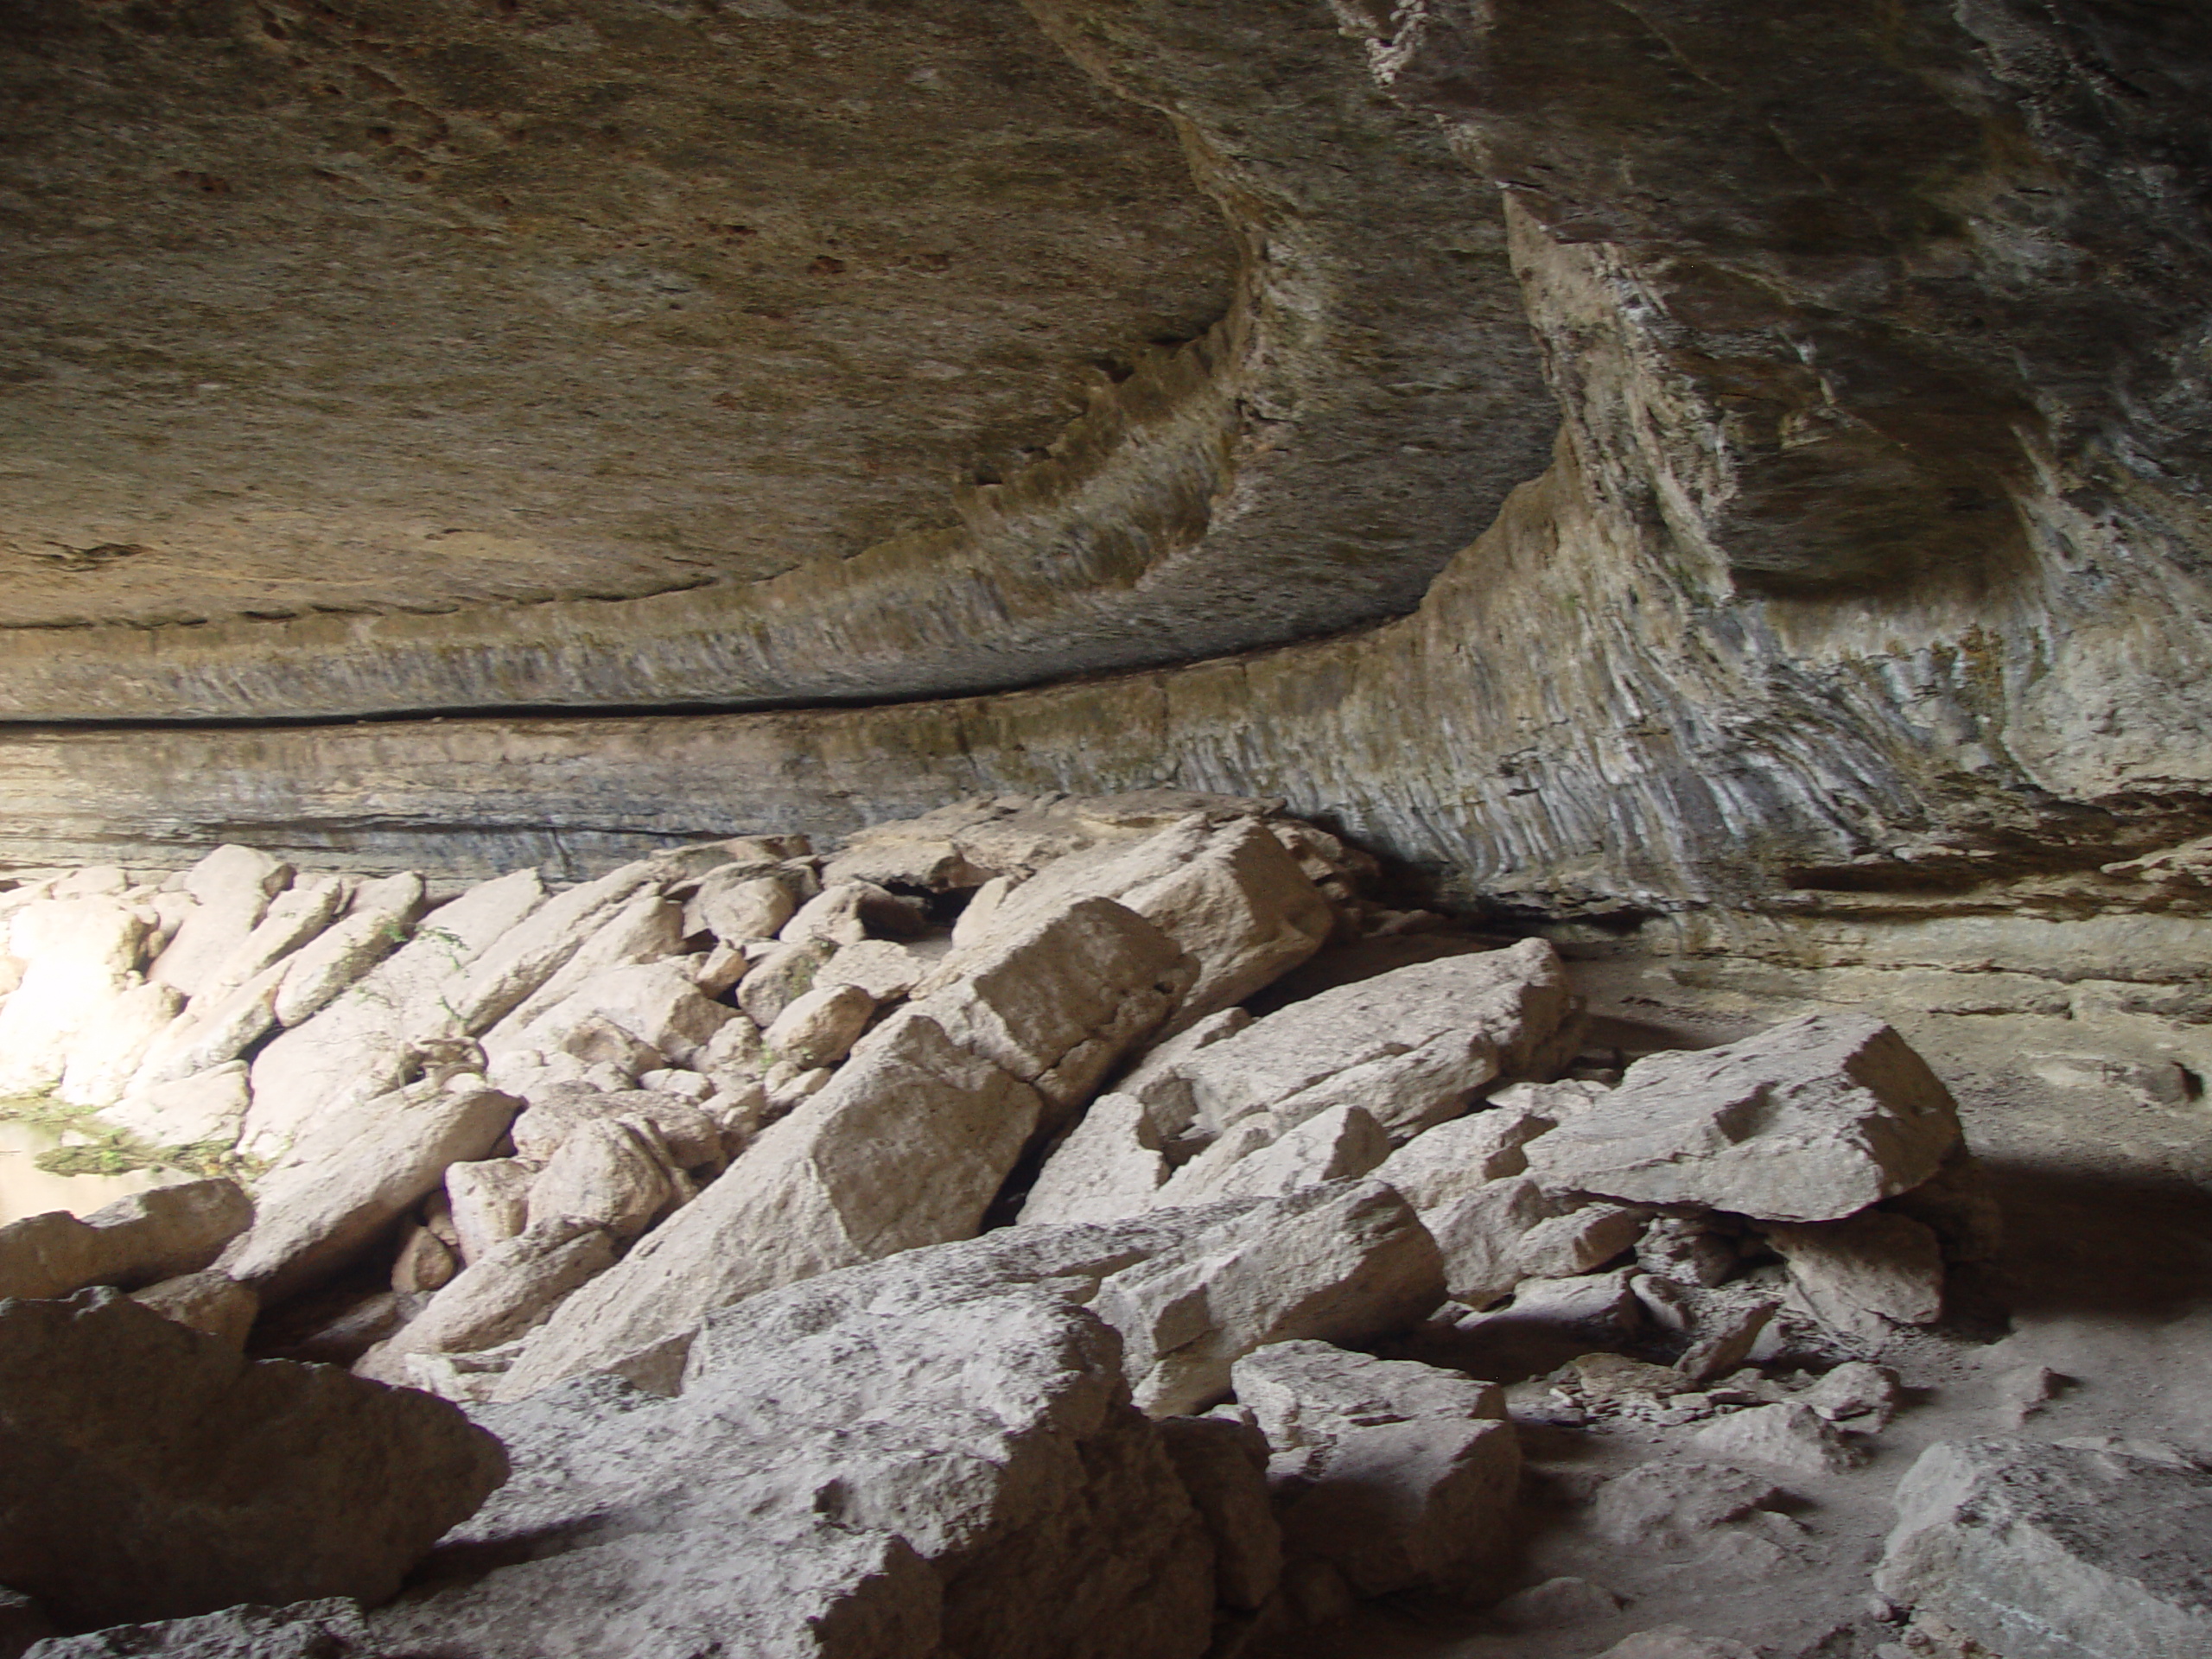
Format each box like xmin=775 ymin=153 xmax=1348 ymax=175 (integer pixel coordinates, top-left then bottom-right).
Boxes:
xmin=0 ymin=0 xmax=1559 ymax=721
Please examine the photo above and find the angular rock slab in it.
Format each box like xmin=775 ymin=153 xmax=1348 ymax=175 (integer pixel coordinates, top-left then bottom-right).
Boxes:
xmin=911 ymin=894 xmax=1196 ymax=1123
xmin=1523 ymin=1012 xmax=1961 ymax=1222
xmin=0 ymin=1291 xmax=505 ymax=1630
xmin=222 ymin=1084 xmax=521 ymax=1305
xmin=22 ymin=1599 xmax=377 ymax=1659
xmin=1173 ymin=940 xmax=1574 ymax=1141
xmin=0 ymin=1179 xmax=251 ymax=1302
xmin=373 ymin=1285 xmax=1213 ymax=1659
xmin=1096 ymin=1179 xmax=1445 ymax=1415
xmin=496 ymin=1011 xmax=1042 ymax=1399
xmin=1877 ymin=1437 xmax=2212 ymax=1659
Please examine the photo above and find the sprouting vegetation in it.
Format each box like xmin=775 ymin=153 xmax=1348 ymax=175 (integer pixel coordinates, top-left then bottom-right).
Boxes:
xmin=0 ymin=1090 xmax=264 ymax=1183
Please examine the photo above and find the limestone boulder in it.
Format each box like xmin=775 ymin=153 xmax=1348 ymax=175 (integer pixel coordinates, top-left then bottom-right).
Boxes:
xmin=1523 ymin=1012 xmax=1961 ymax=1222
xmin=683 ymin=866 xmax=801 ymax=944
xmin=1152 ymin=1103 xmax=1391 ymax=1211
xmin=194 ymin=874 xmax=349 ymax=1008
xmin=244 ymin=870 xmax=545 ymax=1158
xmin=1764 ymin=1211 xmax=1946 ymax=1339
xmin=1877 ymin=1437 xmax=2212 ymax=1659
xmin=495 ymin=1010 xmax=1043 ymax=1399
xmin=733 ymin=936 xmax=836 ymax=1028
xmin=444 ymin=1159 xmax=536 ymax=1264
xmin=130 ymin=1270 xmax=259 ymax=1349
xmin=525 ymin=1118 xmax=677 ymax=1241
xmin=1095 ymin=1179 xmax=1445 ymax=1415
xmin=908 ymin=894 xmax=1196 ymax=1123
xmin=148 ymin=846 xmax=293 ymax=1001
xmin=816 ymin=938 xmax=938 ymax=1003
xmin=1590 ymin=1461 xmax=1787 ymax=1551
xmin=505 ymin=961 xmax=736 ymax=1069
xmin=1169 ymin=940 xmax=1574 ymax=1142
xmin=222 ymin=1082 xmax=521 ymax=1304
xmin=763 ymin=981 xmax=876 ymax=1068
xmin=1112 ymin=1006 xmax=1250 ymax=1141
xmin=1691 ymin=1402 xmax=1865 ymax=1476
xmin=1372 ymin=1104 xmax=1563 ymax=1211
xmin=270 ymin=872 xmax=429 ymax=1030
xmin=1019 ymin=1093 xmax=1170 ymax=1227
xmin=0 ymin=1179 xmax=252 ymax=1302
xmin=970 ymin=817 xmax=1334 ymax=1027
xmin=483 ymin=892 xmax=689 ymax=1044
xmin=0 ymin=1290 xmax=506 ymax=1629
xmin=443 ymin=860 xmax=668 ymax=1034
xmin=128 ymin=962 xmax=289 ymax=1094
xmin=508 ymin=1085 xmax=721 ymax=1173
xmin=359 ymin=1218 xmax=618 ymax=1382
xmin=372 ymin=1281 xmax=1214 ymax=1659
xmin=1231 ymin=1340 xmax=1505 ymax=1456
xmin=1421 ymin=1175 xmax=1554 ymax=1308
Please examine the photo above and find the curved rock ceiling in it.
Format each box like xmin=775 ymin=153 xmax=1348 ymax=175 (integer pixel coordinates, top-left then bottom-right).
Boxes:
xmin=0 ymin=0 xmax=1555 ymax=720
xmin=2 ymin=0 xmax=2209 ymax=932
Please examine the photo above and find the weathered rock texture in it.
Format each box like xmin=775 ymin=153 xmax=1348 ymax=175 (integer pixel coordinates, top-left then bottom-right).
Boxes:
xmin=0 ymin=3 xmax=2206 ymax=957
xmin=0 ymin=1291 xmax=506 ymax=1630
xmin=372 ymin=1249 xmax=1224 ymax=1658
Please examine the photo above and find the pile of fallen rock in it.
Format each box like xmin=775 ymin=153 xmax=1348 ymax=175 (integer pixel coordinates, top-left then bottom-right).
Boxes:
xmin=0 ymin=792 xmax=2199 ymax=1659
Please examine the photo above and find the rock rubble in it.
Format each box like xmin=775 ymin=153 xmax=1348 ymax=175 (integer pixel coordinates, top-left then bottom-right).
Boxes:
xmin=0 ymin=795 xmax=2130 ymax=1656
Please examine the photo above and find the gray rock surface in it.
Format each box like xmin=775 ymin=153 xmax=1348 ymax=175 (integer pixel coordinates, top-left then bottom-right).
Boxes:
xmin=372 ymin=1273 xmax=1214 ymax=1659
xmin=1876 ymin=1437 xmax=2212 ymax=1659
xmin=23 ymin=1600 xmax=376 ymax=1659
xmin=1524 ymin=1013 xmax=1961 ymax=1222
xmin=1097 ymin=1179 xmax=1445 ymax=1415
xmin=909 ymin=894 xmax=1196 ymax=1122
xmin=0 ymin=1291 xmax=505 ymax=1630
xmin=1019 ymin=1094 xmax=1170 ymax=1227
xmin=1764 ymin=1212 xmax=1947 ymax=1339
xmin=1231 ymin=1340 xmax=1504 ymax=1454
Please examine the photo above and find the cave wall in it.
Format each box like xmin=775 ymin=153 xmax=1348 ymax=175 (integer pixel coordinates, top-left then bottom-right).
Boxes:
xmin=3 ymin=0 xmax=2209 ymax=979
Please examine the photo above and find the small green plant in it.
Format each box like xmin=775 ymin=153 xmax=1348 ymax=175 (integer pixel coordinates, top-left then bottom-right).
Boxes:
xmin=0 ymin=1089 xmax=262 ymax=1184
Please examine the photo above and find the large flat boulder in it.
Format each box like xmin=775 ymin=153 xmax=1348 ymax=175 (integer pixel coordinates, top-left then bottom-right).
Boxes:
xmin=495 ymin=1010 xmax=1043 ymax=1399
xmin=222 ymin=1082 xmax=521 ymax=1305
xmin=1876 ymin=1437 xmax=2212 ymax=1659
xmin=0 ymin=1180 xmax=251 ymax=1303
xmin=909 ymin=894 xmax=1196 ymax=1123
xmin=0 ymin=1291 xmax=505 ymax=1630
xmin=1522 ymin=1012 xmax=1961 ymax=1223
xmin=1166 ymin=940 xmax=1575 ymax=1142
xmin=1096 ymin=1179 xmax=1445 ymax=1415
xmin=372 ymin=1281 xmax=1214 ymax=1659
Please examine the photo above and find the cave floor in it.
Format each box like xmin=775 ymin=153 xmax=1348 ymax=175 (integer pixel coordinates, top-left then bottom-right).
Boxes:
xmin=1266 ymin=969 xmax=2212 ymax=1659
